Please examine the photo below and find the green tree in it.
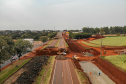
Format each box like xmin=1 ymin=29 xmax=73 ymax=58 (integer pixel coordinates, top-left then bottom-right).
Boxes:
xmin=14 ymin=39 xmax=33 ymax=60
xmin=103 ymin=27 xmax=110 ymax=34
xmin=95 ymin=28 xmax=100 ymax=34
xmin=0 ymin=38 xmax=10 ymax=71
xmin=39 ymin=36 xmax=48 ymax=43
xmin=100 ymin=28 xmax=105 ymax=35
xmin=123 ymin=26 xmax=126 ymax=36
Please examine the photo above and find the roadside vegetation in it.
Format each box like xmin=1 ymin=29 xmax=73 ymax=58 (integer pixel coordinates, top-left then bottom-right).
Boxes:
xmin=81 ymin=41 xmax=100 ymax=47
xmin=75 ymin=69 xmax=90 ymax=84
xmin=90 ymin=36 xmax=126 ymax=46
xmin=35 ymin=56 xmax=55 ymax=84
xmin=55 ymin=39 xmax=60 ymax=47
xmin=0 ymin=59 xmax=31 ymax=84
xmin=65 ymin=43 xmax=69 ymax=47
xmin=101 ymin=55 xmax=126 ymax=71
xmin=42 ymin=40 xmax=53 ymax=50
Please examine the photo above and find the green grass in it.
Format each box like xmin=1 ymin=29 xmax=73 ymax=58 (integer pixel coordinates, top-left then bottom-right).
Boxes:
xmin=42 ymin=40 xmax=53 ymax=49
xmin=101 ymin=55 xmax=126 ymax=71
xmin=55 ymin=39 xmax=60 ymax=47
xmin=0 ymin=59 xmax=31 ymax=84
xmin=65 ymin=43 xmax=69 ymax=47
xmin=81 ymin=41 xmax=100 ymax=47
xmin=35 ymin=56 xmax=55 ymax=84
xmin=75 ymin=69 xmax=90 ymax=84
xmin=90 ymin=36 xmax=126 ymax=46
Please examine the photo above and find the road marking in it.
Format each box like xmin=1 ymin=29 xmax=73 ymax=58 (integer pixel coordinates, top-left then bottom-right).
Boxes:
xmin=52 ymin=60 xmax=57 ymax=84
xmin=62 ymin=72 xmax=63 ymax=77
xmin=67 ymin=60 xmax=74 ymax=84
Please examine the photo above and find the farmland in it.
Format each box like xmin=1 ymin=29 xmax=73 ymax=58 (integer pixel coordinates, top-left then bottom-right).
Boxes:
xmin=101 ymin=55 xmax=126 ymax=71
xmin=90 ymin=36 xmax=126 ymax=46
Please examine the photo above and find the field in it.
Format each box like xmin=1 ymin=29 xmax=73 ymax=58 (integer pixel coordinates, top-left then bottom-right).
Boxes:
xmin=90 ymin=36 xmax=126 ymax=46
xmin=101 ymin=55 xmax=126 ymax=71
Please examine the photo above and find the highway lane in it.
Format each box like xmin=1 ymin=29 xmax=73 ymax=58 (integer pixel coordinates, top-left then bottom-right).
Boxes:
xmin=51 ymin=59 xmax=80 ymax=84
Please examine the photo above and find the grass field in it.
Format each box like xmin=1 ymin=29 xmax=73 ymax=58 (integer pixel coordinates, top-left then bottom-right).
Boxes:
xmin=35 ymin=56 xmax=55 ymax=84
xmin=101 ymin=55 xmax=126 ymax=71
xmin=0 ymin=59 xmax=31 ymax=84
xmin=55 ymin=39 xmax=60 ymax=47
xmin=90 ymin=36 xmax=126 ymax=46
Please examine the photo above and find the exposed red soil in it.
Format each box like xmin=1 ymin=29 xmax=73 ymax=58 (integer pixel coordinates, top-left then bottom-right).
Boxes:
xmin=77 ymin=39 xmax=120 ymax=56
xmin=93 ymin=58 xmax=126 ymax=84
xmin=63 ymin=33 xmax=126 ymax=84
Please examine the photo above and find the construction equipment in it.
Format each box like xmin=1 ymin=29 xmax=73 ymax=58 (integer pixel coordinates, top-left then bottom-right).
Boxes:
xmin=72 ymin=55 xmax=79 ymax=61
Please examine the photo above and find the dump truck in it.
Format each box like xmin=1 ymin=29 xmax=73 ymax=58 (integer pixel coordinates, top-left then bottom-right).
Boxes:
xmin=72 ymin=55 xmax=79 ymax=61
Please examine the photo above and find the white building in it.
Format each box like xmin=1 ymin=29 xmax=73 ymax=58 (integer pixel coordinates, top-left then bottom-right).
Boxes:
xmin=24 ymin=38 xmax=34 ymax=45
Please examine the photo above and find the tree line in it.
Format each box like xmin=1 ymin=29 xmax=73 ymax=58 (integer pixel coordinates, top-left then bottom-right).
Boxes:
xmin=82 ymin=26 xmax=126 ymax=35
xmin=69 ymin=31 xmax=92 ymax=39
xmin=0 ymin=30 xmax=58 ymax=40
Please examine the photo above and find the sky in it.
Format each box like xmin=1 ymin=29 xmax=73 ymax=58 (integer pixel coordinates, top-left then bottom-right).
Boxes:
xmin=0 ymin=0 xmax=126 ymax=30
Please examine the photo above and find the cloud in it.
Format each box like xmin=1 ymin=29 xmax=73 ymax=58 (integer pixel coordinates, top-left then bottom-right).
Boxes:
xmin=0 ymin=0 xmax=126 ymax=30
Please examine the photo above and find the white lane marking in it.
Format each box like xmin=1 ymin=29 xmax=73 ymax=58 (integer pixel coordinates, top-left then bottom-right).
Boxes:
xmin=52 ymin=60 xmax=57 ymax=84
xmin=67 ymin=60 xmax=74 ymax=84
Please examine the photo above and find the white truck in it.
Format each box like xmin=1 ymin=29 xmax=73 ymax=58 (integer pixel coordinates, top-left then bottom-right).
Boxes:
xmin=72 ymin=55 xmax=80 ymax=61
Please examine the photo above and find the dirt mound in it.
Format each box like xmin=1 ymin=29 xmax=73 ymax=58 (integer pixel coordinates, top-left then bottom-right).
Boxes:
xmin=93 ymin=58 xmax=126 ymax=84
xmin=14 ymin=56 xmax=49 ymax=84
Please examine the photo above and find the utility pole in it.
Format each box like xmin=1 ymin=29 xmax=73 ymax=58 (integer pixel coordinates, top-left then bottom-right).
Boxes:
xmin=100 ymin=28 xmax=102 ymax=57
xmin=54 ymin=26 xmax=55 ymax=31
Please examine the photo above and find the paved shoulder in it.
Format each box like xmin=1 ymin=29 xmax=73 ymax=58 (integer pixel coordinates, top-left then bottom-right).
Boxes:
xmin=79 ymin=61 xmax=115 ymax=84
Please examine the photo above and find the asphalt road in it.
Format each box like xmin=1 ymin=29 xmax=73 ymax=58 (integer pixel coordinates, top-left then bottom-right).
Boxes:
xmin=51 ymin=59 xmax=80 ymax=84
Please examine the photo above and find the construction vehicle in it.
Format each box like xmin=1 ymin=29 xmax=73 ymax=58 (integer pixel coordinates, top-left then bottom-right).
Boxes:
xmin=72 ymin=55 xmax=79 ymax=61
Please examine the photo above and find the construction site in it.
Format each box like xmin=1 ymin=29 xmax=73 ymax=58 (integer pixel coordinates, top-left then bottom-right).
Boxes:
xmin=1 ymin=32 xmax=126 ymax=84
